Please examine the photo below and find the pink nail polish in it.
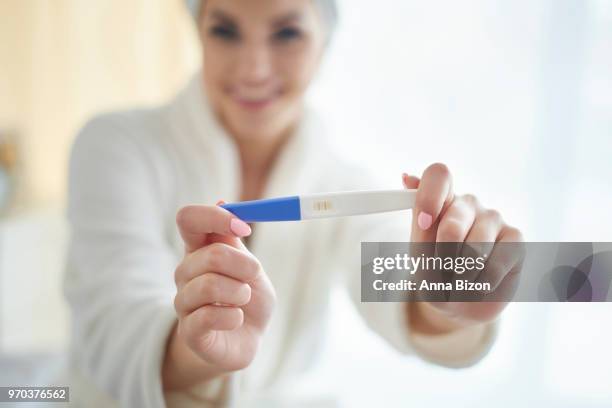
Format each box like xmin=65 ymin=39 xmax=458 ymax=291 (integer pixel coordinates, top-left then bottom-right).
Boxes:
xmin=230 ymin=218 xmax=252 ymax=237
xmin=418 ymin=212 xmax=433 ymax=230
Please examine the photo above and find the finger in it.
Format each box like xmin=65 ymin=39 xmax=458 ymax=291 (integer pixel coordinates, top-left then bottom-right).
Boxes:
xmin=182 ymin=306 xmax=244 ymax=352
xmin=458 ymin=207 xmax=503 ymax=285
xmin=434 ymin=196 xmax=478 ymax=277
xmin=465 ymin=209 xmax=504 ymax=243
xmin=476 ymin=226 xmax=525 ymax=294
xmin=436 ymin=195 xmax=478 ymax=243
xmin=402 ymin=172 xmax=420 ymax=189
xmin=211 ymin=201 xmax=250 ymax=253
xmin=411 ymin=163 xmax=454 ymax=243
xmin=176 ymin=205 xmax=252 ymax=253
xmin=461 ymin=208 xmax=504 ymax=263
xmin=175 ymin=242 xmax=261 ymax=288
xmin=403 ymin=173 xmax=444 ymax=300
xmin=175 ymin=272 xmax=252 ymax=317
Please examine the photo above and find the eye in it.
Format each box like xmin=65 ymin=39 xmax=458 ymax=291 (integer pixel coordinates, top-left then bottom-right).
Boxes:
xmin=274 ymin=27 xmax=302 ymax=42
xmin=210 ymin=25 xmax=239 ymax=41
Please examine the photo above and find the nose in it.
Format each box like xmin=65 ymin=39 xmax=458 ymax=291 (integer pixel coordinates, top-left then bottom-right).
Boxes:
xmin=236 ymin=41 xmax=273 ymax=86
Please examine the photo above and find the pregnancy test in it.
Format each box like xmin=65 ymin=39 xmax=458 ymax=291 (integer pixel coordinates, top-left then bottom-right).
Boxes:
xmin=220 ymin=189 xmax=416 ymax=222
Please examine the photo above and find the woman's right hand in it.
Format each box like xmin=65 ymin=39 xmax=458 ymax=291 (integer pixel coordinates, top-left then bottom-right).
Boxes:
xmin=163 ymin=205 xmax=276 ymax=390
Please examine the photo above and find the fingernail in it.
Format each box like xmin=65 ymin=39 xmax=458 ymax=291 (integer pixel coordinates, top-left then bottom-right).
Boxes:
xmin=216 ymin=200 xmax=226 ymax=206
xmin=418 ymin=212 xmax=433 ymax=230
xmin=230 ymin=218 xmax=252 ymax=237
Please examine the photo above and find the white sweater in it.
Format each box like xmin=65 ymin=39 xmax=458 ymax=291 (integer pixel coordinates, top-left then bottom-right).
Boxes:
xmin=63 ymin=73 xmax=497 ymax=407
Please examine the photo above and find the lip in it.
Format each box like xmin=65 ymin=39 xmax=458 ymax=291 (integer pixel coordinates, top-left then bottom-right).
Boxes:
xmin=230 ymin=90 xmax=281 ymax=112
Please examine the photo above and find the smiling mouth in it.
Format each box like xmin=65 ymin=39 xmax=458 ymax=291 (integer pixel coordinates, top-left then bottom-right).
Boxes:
xmin=230 ymin=90 xmax=281 ymax=111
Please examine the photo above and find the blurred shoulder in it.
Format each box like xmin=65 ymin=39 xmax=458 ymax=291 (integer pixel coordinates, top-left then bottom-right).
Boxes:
xmin=72 ymin=105 xmax=169 ymax=156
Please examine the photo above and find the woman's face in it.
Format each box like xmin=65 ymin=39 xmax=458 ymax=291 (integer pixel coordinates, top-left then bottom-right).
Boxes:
xmin=199 ymin=0 xmax=326 ymax=141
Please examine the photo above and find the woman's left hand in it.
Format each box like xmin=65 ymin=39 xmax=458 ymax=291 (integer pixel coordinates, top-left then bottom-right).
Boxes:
xmin=402 ymin=163 xmax=524 ymax=334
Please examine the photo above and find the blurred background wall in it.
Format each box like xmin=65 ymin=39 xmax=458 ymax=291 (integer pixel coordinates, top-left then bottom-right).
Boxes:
xmin=0 ymin=0 xmax=200 ymax=209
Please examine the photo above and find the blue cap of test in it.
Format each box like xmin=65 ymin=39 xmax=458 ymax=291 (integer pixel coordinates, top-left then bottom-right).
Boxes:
xmin=220 ymin=196 xmax=302 ymax=222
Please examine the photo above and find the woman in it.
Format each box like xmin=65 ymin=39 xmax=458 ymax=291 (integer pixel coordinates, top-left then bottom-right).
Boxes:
xmin=64 ymin=0 xmax=523 ymax=406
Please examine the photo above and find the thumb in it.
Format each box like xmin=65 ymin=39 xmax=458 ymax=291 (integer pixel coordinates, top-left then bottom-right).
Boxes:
xmin=407 ymin=164 xmax=454 ymax=243
xmin=208 ymin=200 xmax=250 ymax=252
xmin=176 ymin=201 xmax=251 ymax=253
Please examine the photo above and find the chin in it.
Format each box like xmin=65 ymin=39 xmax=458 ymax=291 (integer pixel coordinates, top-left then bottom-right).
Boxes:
xmin=225 ymin=104 xmax=298 ymax=140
